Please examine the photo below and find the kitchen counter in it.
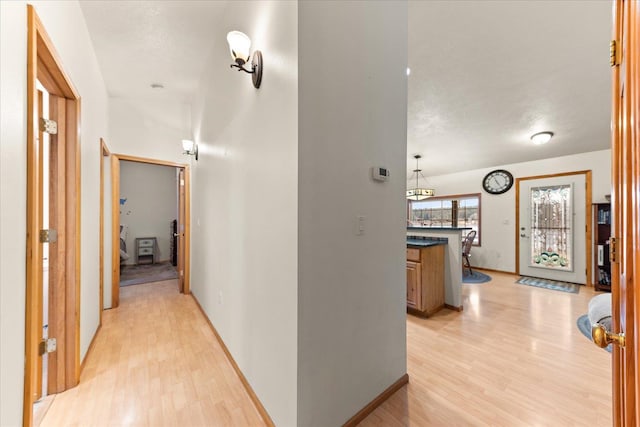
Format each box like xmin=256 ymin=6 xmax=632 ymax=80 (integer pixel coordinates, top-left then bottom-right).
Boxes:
xmin=406 ymin=236 xmax=448 ymax=248
xmin=407 ymin=227 xmax=469 ymax=311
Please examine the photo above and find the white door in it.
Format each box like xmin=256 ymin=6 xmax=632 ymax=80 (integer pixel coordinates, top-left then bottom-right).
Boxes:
xmin=518 ymin=174 xmax=587 ymax=284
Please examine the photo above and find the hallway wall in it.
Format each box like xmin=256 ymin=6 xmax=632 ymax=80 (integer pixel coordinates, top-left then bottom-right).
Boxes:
xmin=0 ymin=1 xmax=109 ymax=425
xmin=189 ymin=2 xmax=299 ymax=425
xmin=297 ymin=2 xmax=408 ymax=425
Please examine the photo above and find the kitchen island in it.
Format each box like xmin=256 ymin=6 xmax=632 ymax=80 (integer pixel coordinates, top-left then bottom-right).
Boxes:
xmin=406 ymin=237 xmax=447 ymax=317
xmin=407 ymin=227 xmax=472 ymax=311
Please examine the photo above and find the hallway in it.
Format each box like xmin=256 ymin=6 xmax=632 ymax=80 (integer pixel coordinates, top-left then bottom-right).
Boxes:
xmin=40 ymin=281 xmax=265 ymax=426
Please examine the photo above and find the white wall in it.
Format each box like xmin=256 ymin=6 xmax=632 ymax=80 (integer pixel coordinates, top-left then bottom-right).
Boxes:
xmin=119 ymin=161 xmax=177 ymax=264
xmin=0 ymin=1 xmax=108 ymax=425
xmin=189 ymin=2 xmax=298 ymax=425
xmin=297 ymin=2 xmax=408 ymax=426
xmin=422 ymin=149 xmax=611 ymax=272
xmin=109 ymin=98 xmax=191 ymax=164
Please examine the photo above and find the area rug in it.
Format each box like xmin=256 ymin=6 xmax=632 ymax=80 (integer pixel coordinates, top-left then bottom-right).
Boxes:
xmin=516 ymin=276 xmax=580 ymax=294
xmin=120 ymin=261 xmax=177 ymax=287
xmin=577 ymin=314 xmax=612 ymax=353
xmin=463 ymin=271 xmax=492 ymax=284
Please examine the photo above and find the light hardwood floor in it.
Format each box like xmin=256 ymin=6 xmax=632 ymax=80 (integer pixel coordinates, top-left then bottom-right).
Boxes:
xmin=40 ymin=280 xmax=264 ymax=427
xmin=40 ymin=273 xmax=611 ymax=426
xmin=361 ymin=270 xmax=612 ymax=426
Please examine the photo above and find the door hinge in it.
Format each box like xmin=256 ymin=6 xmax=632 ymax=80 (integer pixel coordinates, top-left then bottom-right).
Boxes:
xmin=39 ymin=229 xmax=58 ymax=243
xmin=610 ymin=40 xmax=620 ymax=67
xmin=38 ymin=338 xmax=57 ymax=356
xmin=610 ymin=237 xmax=618 ymax=263
xmin=39 ymin=118 xmax=58 ymax=134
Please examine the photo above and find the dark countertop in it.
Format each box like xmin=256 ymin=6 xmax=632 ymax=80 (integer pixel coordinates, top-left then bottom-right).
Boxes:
xmin=407 ymin=236 xmax=448 ymax=248
xmin=407 ymin=226 xmax=472 ymax=231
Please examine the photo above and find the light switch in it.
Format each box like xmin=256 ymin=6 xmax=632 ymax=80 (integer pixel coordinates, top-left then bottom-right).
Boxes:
xmin=356 ymin=215 xmax=365 ymax=236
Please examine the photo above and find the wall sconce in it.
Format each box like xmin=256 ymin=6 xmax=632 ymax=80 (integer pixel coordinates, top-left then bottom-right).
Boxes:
xmin=226 ymin=31 xmax=262 ymax=89
xmin=182 ymin=139 xmax=198 ymax=161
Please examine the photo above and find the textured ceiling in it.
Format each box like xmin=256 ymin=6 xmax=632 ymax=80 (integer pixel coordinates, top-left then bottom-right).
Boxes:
xmin=408 ymin=0 xmax=612 ymax=177
xmin=79 ymin=1 xmax=228 ymax=102
xmin=80 ymin=1 xmax=612 ymax=177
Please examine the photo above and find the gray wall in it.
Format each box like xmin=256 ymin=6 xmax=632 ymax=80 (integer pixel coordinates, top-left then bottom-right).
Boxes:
xmin=297 ymin=2 xmax=409 ymax=425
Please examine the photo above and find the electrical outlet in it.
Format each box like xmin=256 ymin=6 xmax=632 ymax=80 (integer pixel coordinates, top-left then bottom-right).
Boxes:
xmin=218 ymin=291 xmax=223 ymax=305
xmin=356 ymin=215 xmax=365 ymax=236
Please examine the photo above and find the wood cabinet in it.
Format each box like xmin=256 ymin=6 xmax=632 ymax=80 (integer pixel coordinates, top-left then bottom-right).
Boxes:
xmin=593 ymin=203 xmax=611 ymax=292
xmin=406 ymin=244 xmax=445 ymax=317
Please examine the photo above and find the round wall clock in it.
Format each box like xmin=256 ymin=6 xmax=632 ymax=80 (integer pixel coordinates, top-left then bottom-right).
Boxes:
xmin=482 ymin=169 xmax=514 ymax=195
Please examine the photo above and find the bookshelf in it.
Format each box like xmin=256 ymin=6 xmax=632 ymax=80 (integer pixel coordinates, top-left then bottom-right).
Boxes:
xmin=593 ymin=203 xmax=611 ymax=292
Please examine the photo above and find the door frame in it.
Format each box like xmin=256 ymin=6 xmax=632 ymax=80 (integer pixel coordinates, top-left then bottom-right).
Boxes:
xmin=99 ymin=139 xmax=110 ymax=319
xmin=514 ymin=170 xmax=592 ymax=286
xmin=110 ymin=154 xmax=191 ymax=307
xmin=24 ymin=5 xmax=81 ymax=427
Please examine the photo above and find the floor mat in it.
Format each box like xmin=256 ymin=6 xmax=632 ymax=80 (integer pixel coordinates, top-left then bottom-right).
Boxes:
xmin=120 ymin=261 xmax=177 ymax=287
xmin=516 ymin=276 xmax=580 ymax=294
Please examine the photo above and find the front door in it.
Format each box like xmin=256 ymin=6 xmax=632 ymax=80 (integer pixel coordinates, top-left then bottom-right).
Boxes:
xmin=518 ymin=173 xmax=588 ymax=284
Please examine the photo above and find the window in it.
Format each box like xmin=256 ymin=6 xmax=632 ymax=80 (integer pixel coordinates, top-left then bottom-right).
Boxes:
xmin=408 ymin=193 xmax=481 ymax=245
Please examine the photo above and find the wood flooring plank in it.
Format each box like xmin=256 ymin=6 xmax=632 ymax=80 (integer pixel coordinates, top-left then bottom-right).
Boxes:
xmin=360 ymin=271 xmax=612 ymax=427
xmin=40 ymin=273 xmax=611 ymax=426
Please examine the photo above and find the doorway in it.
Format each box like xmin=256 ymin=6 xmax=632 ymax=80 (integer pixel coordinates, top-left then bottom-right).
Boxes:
xmin=25 ymin=6 xmax=82 ymax=427
xmin=109 ymin=154 xmax=190 ymax=308
xmin=515 ymin=171 xmax=592 ymax=285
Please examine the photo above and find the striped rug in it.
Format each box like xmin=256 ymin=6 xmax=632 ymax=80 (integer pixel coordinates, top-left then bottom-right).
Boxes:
xmin=516 ymin=276 xmax=580 ymax=294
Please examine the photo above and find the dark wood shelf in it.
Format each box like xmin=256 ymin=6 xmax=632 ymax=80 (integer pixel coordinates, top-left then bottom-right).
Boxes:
xmin=593 ymin=203 xmax=611 ymax=292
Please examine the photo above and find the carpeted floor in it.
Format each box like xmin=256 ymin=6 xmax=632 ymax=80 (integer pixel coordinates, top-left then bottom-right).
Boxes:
xmin=120 ymin=261 xmax=178 ymax=287
xmin=577 ymin=314 xmax=612 ymax=353
xmin=463 ymin=270 xmax=492 ymax=284
xmin=516 ymin=276 xmax=580 ymax=294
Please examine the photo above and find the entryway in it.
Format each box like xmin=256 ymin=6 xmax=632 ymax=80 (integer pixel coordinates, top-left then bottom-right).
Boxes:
xmin=25 ymin=6 xmax=82 ymax=427
xmin=516 ymin=171 xmax=592 ymax=286
xmin=108 ymin=155 xmax=191 ymax=308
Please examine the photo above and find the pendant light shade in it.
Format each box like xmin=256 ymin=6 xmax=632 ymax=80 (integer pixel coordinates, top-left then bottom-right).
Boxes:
xmin=406 ymin=155 xmax=435 ymax=201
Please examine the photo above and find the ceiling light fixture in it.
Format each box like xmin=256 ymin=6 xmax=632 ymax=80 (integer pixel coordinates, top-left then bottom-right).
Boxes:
xmin=182 ymin=139 xmax=198 ymax=161
xmin=150 ymin=83 xmax=164 ymax=89
xmin=406 ymin=155 xmax=435 ymax=200
xmin=406 ymin=67 xmax=411 ymax=76
xmin=227 ymin=31 xmax=263 ymax=89
xmin=530 ymin=131 xmax=554 ymax=145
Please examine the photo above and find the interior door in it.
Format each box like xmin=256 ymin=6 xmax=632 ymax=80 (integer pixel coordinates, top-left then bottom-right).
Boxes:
xmin=177 ymin=168 xmax=186 ymax=293
xmin=518 ymin=174 xmax=587 ymax=284
xmin=608 ymin=1 xmax=639 ymax=424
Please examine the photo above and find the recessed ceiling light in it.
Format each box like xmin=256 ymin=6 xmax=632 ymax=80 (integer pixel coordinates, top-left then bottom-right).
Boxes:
xmin=406 ymin=67 xmax=411 ymax=76
xmin=150 ymin=83 xmax=164 ymax=89
xmin=530 ymin=131 xmax=554 ymax=145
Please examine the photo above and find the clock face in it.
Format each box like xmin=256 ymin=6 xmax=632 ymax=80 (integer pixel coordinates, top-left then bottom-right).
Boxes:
xmin=482 ymin=169 xmax=514 ymax=195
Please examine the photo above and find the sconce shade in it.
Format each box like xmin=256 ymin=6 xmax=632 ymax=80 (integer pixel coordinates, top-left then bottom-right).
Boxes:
xmin=182 ymin=139 xmax=194 ymax=152
xmin=227 ymin=31 xmax=251 ymax=65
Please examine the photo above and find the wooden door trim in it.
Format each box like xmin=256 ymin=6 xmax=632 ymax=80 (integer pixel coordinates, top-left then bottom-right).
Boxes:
xmin=514 ymin=170 xmax=593 ymax=287
xmin=99 ymin=139 xmax=110 ymax=322
xmin=25 ymin=5 xmax=81 ymax=427
xmin=110 ymin=154 xmax=191 ymax=308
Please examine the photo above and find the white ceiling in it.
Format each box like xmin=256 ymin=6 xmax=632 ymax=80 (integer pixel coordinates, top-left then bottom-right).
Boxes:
xmin=408 ymin=0 xmax=612 ymax=177
xmin=80 ymin=1 xmax=612 ymax=177
xmin=80 ymin=1 xmax=228 ymax=102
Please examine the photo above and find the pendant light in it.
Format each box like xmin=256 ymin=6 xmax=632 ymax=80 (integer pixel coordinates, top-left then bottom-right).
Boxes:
xmin=406 ymin=154 xmax=435 ymax=200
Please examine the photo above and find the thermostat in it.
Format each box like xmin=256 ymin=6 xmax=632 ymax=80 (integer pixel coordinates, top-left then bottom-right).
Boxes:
xmin=371 ymin=167 xmax=390 ymax=182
